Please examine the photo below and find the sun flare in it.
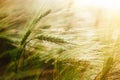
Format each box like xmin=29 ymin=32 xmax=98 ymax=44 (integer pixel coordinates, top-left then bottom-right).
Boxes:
xmin=74 ymin=0 xmax=120 ymax=11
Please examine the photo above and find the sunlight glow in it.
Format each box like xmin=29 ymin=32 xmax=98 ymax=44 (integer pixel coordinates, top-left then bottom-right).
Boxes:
xmin=74 ymin=0 xmax=120 ymax=10
xmin=112 ymin=29 xmax=120 ymax=41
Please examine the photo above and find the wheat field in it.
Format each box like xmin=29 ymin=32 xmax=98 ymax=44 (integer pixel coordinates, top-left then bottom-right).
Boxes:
xmin=0 ymin=0 xmax=120 ymax=80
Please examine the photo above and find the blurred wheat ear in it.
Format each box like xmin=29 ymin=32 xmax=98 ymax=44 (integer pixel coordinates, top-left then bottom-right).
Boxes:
xmin=95 ymin=56 xmax=114 ymax=80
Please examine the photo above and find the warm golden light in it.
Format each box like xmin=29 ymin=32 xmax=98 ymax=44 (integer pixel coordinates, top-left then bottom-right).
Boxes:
xmin=74 ymin=0 xmax=120 ymax=11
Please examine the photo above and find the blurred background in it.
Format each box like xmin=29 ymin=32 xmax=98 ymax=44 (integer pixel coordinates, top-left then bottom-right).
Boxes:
xmin=1 ymin=0 xmax=120 ymax=80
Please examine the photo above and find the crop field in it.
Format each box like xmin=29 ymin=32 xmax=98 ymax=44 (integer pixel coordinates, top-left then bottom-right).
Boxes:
xmin=0 ymin=0 xmax=120 ymax=80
